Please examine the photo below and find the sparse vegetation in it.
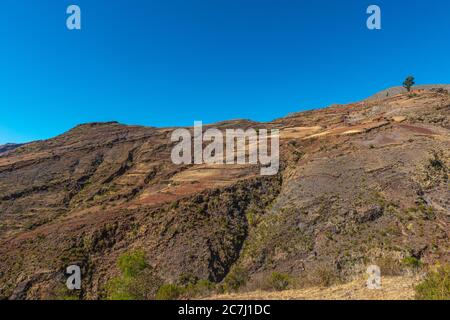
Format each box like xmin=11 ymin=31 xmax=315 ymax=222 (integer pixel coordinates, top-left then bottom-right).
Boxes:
xmin=117 ymin=249 xmax=147 ymax=277
xmin=53 ymin=284 xmax=81 ymax=300
xmin=415 ymin=264 xmax=450 ymax=300
xmin=302 ymin=265 xmax=340 ymax=288
xmin=429 ymin=151 xmax=445 ymax=171
xmin=105 ymin=250 xmax=162 ymax=300
xmin=156 ymin=284 xmax=182 ymax=300
xmin=402 ymin=256 xmax=422 ymax=271
xmin=266 ymin=272 xmax=291 ymax=291
xmin=375 ymin=256 xmax=402 ymax=276
xmin=223 ymin=266 xmax=248 ymax=292
xmin=183 ymin=279 xmax=216 ymax=298
xmin=175 ymin=273 xmax=217 ymax=298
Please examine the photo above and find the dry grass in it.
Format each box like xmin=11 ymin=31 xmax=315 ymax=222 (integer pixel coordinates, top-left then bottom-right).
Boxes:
xmin=207 ymin=276 xmax=418 ymax=300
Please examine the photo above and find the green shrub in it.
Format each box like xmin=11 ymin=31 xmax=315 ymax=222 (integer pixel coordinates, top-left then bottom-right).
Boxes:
xmin=184 ymin=279 xmax=216 ymax=298
xmin=402 ymin=257 xmax=422 ymax=270
xmin=53 ymin=284 xmax=81 ymax=300
xmin=415 ymin=264 xmax=450 ymax=300
xmin=223 ymin=266 xmax=248 ymax=292
xmin=117 ymin=249 xmax=147 ymax=277
xmin=131 ymin=269 xmax=163 ymax=299
xmin=267 ymin=272 xmax=291 ymax=291
xmin=106 ymin=269 xmax=162 ymax=300
xmin=156 ymin=284 xmax=182 ymax=300
xmin=106 ymin=276 xmax=136 ymax=300
xmin=106 ymin=250 xmax=162 ymax=300
xmin=429 ymin=152 xmax=444 ymax=170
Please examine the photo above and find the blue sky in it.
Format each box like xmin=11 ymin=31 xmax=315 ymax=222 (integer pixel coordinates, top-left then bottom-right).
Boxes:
xmin=1 ymin=0 xmax=449 ymax=144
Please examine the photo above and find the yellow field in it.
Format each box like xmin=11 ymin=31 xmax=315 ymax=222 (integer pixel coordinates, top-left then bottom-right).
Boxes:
xmin=208 ymin=276 xmax=419 ymax=300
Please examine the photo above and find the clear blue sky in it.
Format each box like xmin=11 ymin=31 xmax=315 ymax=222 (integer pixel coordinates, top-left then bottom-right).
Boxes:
xmin=1 ymin=0 xmax=449 ymax=144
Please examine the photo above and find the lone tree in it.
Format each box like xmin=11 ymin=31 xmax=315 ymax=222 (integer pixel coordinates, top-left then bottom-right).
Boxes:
xmin=403 ymin=76 xmax=415 ymax=92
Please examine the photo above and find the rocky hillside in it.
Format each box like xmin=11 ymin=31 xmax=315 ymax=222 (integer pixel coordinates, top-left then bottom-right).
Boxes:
xmin=0 ymin=88 xmax=449 ymax=299
xmin=0 ymin=143 xmax=23 ymax=155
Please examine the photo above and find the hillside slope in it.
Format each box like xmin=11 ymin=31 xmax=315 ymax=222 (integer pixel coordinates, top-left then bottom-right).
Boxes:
xmin=0 ymin=143 xmax=23 ymax=155
xmin=0 ymin=89 xmax=449 ymax=299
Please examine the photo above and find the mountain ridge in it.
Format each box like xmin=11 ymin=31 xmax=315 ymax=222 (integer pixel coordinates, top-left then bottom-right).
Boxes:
xmin=0 ymin=87 xmax=448 ymax=299
xmin=367 ymin=84 xmax=450 ymax=100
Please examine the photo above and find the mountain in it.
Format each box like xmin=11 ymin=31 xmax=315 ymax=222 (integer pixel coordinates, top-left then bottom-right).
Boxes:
xmin=0 ymin=88 xmax=449 ymax=299
xmin=0 ymin=143 xmax=23 ymax=155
